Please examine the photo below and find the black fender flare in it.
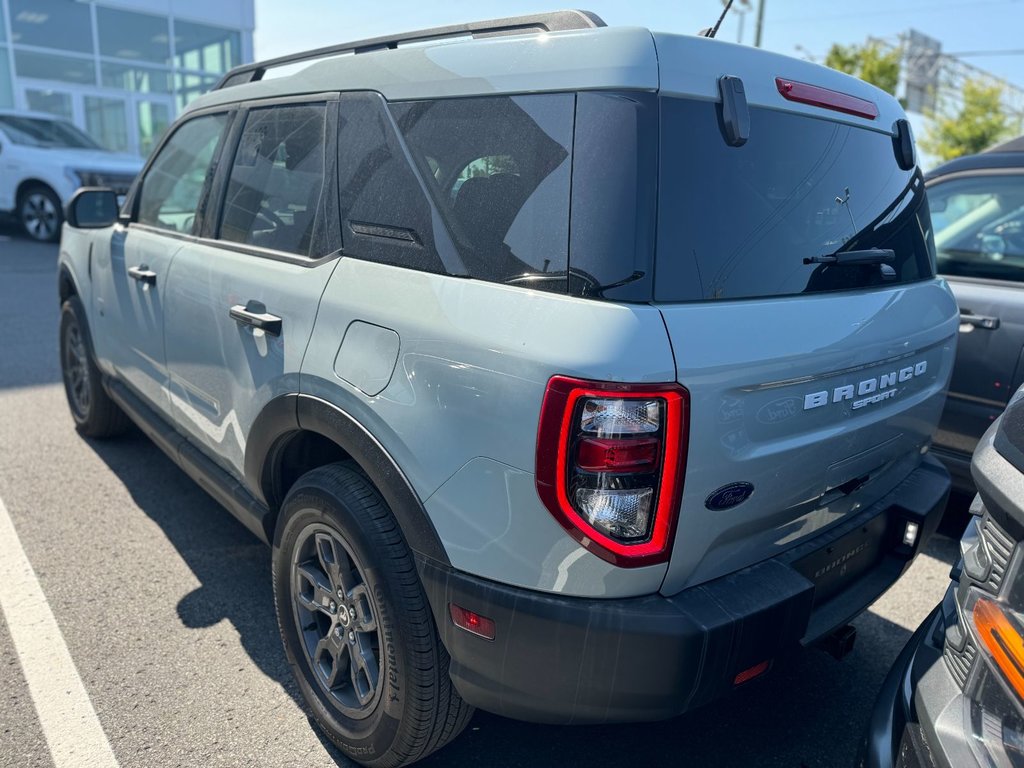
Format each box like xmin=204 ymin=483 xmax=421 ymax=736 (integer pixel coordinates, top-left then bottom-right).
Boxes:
xmin=244 ymin=393 xmax=450 ymax=567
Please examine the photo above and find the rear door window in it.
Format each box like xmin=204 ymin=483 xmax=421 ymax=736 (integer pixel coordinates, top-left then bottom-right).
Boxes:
xmin=928 ymin=174 xmax=1024 ymax=283
xmin=219 ymin=103 xmax=328 ymax=257
xmin=656 ymin=98 xmax=934 ymax=302
xmin=390 ymin=94 xmax=574 ymax=290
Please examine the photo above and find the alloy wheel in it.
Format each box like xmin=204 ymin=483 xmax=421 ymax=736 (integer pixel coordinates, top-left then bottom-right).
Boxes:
xmin=63 ymin=320 xmax=91 ymax=418
xmin=22 ymin=193 xmax=59 ymax=241
xmin=291 ymin=524 xmax=383 ymax=719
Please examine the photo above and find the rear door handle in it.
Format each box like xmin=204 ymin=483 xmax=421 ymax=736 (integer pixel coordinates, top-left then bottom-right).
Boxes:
xmin=959 ymin=312 xmax=1000 ymax=330
xmin=127 ymin=265 xmax=157 ymax=285
xmin=230 ymin=301 xmax=282 ymax=336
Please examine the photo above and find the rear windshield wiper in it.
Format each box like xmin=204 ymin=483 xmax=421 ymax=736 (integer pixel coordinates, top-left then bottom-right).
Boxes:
xmin=803 ymin=248 xmax=895 ymax=266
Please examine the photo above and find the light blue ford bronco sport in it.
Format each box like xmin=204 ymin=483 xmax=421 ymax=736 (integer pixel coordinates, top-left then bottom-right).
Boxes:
xmin=57 ymin=10 xmax=960 ymax=766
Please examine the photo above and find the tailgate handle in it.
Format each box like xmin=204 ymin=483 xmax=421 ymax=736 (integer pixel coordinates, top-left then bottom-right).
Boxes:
xmin=818 ymin=474 xmax=870 ymax=508
xmin=959 ymin=312 xmax=1000 ymax=330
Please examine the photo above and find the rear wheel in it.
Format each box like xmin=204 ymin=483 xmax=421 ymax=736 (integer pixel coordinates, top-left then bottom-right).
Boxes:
xmin=273 ymin=464 xmax=472 ymax=767
xmin=59 ymin=296 xmax=129 ymax=437
xmin=19 ymin=185 xmax=62 ymax=242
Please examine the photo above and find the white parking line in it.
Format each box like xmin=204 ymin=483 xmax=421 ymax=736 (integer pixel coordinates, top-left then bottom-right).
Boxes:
xmin=0 ymin=495 xmax=120 ymax=768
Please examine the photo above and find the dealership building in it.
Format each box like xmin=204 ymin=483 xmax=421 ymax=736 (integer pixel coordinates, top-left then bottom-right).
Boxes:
xmin=0 ymin=0 xmax=254 ymax=156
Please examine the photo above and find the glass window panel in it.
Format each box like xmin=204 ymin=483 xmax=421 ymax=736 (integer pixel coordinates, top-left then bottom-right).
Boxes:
xmin=929 ymin=174 xmax=1024 ymax=284
xmin=175 ymin=72 xmax=217 ymax=111
xmin=138 ymin=113 xmax=227 ymax=233
xmin=25 ymin=89 xmax=73 ymax=121
xmin=391 ymin=94 xmax=574 ymax=285
xmin=101 ymin=62 xmax=171 ymax=94
xmin=220 ymin=104 xmax=328 ymax=256
xmin=0 ymin=11 xmax=6 ymax=42
xmin=9 ymin=0 xmax=93 ymax=54
xmin=173 ymin=20 xmax=240 ymax=73
xmin=0 ymin=50 xmax=12 ymax=108
xmin=136 ymin=101 xmax=170 ymax=157
xmin=14 ymin=50 xmax=96 ymax=86
xmin=97 ymin=6 xmax=169 ymax=65
xmin=0 ymin=113 xmax=99 ymax=148
xmin=84 ymin=96 xmax=128 ymax=152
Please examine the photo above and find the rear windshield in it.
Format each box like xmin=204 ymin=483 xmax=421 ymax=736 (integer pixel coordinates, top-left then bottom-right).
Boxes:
xmin=655 ymin=98 xmax=935 ymax=302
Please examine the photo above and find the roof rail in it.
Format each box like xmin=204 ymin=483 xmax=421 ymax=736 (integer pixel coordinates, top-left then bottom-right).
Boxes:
xmin=213 ymin=10 xmax=606 ymax=91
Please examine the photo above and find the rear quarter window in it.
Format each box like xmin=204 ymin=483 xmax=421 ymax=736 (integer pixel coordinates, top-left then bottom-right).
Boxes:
xmin=655 ymin=98 xmax=934 ymax=302
xmin=390 ymin=94 xmax=574 ymax=291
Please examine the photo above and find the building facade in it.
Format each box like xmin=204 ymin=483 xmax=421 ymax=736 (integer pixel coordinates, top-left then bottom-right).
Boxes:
xmin=0 ymin=0 xmax=253 ymax=156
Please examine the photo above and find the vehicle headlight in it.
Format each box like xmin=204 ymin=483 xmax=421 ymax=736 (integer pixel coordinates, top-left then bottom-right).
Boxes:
xmin=964 ymin=563 xmax=1024 ymax=766
xmin=72 ymin=170 xmax=106 ymax=188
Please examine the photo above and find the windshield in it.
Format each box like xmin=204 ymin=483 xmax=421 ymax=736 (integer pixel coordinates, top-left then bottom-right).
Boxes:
xmin=656 ymin=98 xmax=935 ymax=301
xmin=0 ymin=116 xmax=102 ymax=149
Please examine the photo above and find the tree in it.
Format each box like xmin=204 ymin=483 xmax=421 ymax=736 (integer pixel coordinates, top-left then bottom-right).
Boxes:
xmin=920 ymin=79 xmax=1021 ymax=162
xmin=824 ymin=42 xmax=901 ymax=96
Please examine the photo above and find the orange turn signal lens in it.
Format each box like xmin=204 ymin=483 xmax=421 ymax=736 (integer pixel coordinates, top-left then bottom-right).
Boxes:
xmin=973 ymin=597 xmax=1024 ymax=700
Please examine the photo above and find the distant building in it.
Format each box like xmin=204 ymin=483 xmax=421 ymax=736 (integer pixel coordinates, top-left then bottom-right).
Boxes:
xmin=0 ymin=0 xmax=254 ymax=156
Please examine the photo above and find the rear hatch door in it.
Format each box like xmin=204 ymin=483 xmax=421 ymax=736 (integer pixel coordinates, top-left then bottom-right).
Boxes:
xmin=652 ymin=37 xmax=960 ymax=595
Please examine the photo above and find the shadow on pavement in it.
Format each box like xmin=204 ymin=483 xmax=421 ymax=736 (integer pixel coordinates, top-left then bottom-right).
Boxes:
xmin=83 ymin=426 xmax=960 ymax=768
xmin=0 ymin=224 xmax=62 ymax=391
xmin=81 ymin=428 xmax=354 ymax=764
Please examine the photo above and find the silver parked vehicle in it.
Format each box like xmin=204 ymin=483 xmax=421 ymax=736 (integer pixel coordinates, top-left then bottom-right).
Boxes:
xmin=57 ymin=11 xmax=959 ymax=766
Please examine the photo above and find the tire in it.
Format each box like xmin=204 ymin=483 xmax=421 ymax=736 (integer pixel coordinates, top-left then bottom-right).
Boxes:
xmin=59 ymin=296 xmax=130 ymax=438
xmin=19 ymin=184 xmax=63 ymax=243
xmin=273 ymin=464 xmax=473 ymax=768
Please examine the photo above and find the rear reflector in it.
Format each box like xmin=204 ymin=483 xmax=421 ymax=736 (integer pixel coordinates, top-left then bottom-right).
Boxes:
xmin=775 ymin=77 xmax=879 ymax=120
xmin=449 ymin=603 xmax=496 ymax=641
xmin=734 ymin=660 xmax=772 ymax=686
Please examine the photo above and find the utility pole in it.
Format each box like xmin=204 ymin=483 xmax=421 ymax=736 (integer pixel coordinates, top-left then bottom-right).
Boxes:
xmin=754 ymin=0 xmax=766 ymax=47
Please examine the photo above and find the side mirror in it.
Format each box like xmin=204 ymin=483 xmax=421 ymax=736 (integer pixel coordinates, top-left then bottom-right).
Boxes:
xmin=67 ymin=188 xmax=118 ymax=229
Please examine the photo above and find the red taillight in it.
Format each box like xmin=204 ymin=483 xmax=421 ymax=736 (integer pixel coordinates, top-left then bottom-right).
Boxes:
xmin=535 ymin=376 xmax=689 ymax=568
xmin=775 ymin=77 xmax=879 ymax=120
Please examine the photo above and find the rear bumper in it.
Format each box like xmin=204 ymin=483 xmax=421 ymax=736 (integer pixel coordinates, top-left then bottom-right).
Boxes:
xmin=421 ymin=456 xmax=950 ymax=724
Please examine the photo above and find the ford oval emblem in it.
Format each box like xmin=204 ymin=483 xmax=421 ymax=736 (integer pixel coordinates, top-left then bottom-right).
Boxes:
xmin=705 ymin=482 xmax=754 ymax=511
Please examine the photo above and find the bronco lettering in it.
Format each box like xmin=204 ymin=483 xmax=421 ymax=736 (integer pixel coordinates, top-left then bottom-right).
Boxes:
xmin=804 ymin=360 xmax=928 ymax=411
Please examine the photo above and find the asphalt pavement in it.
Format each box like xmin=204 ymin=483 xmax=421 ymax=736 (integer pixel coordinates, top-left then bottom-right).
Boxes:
xmin=0 ymin=227 xmax=965 ymax=768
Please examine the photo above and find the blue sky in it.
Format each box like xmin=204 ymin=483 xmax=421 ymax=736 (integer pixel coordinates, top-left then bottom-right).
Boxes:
xmin=253 ymin=0 xmax=1024 ymax=87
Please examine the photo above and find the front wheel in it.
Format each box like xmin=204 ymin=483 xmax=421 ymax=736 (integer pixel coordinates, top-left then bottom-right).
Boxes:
xmin=19 ymin=185 xmax=63 ymax=242
xmin=273 ymin=464 xmax=472 ymax=767
xmin=59 ymin=296 xmax=129 ymax=437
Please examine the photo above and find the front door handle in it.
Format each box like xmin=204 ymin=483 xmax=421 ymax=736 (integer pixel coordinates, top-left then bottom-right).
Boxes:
xmin=230 ymin=301 xmax=282 ymax=336
xmin=127 ymin=265 xmax=157 ymax=285
xmin=959 ymin=312 xmax=1000 ymax=330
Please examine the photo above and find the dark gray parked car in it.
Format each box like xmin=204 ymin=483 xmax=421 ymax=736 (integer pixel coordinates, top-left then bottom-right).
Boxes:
xmin=929 ymin=137 xmax=1024 ymax=492
xmin=864 ymin=381 xmax=1024 ymax=768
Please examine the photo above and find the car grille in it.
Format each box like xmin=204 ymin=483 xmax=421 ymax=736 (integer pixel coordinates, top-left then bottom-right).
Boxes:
xmin=944 ymin=635 xmax=977 ymax=689
xmin=85 ymin=173 xmax=136 ymax=195
xmin=978 ymin=514 xmax=1014 ymax=593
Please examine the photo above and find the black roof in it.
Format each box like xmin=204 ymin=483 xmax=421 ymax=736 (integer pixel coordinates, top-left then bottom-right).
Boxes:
xmin=927 ymin=135 xmax=1024 ymax=180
